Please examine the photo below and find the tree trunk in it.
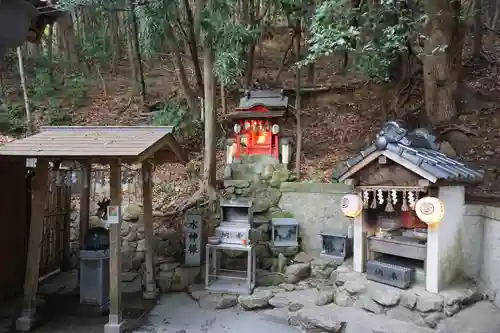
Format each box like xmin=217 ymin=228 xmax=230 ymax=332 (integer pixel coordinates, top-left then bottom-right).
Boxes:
xmin=128 ymin=0 xmax=146 ymax=104
xmin=305 ymin=0 xmax=315 ymax=85
xmin=47 ymin=24 xmax=54 ymax=83
xmin=182 ymin=0 xmax=204 ymax=95
xmin=241 ymin=0 xmax=252 ymax=89
xmin=193 ymin=0 xmax=204 ymax=44
xmin=28 ymin=43 xmax=40 ymax=58
xmin=220 ymin=83 xmax=227 ymax=114
xmin=473 ymin=0 xmax=483 ymax=58
xmin=203 ymin=45 xmax=216 ymax=199
xmin=126 ymin=23 xmax=139 ymax=90
xmin=16 ymin=47 xmax=31 ymax=133
xmin=422 ymin=0 xmax=464 ymax=126
xmin=243 ymin=42 xmax=256 ymax=89
xmin=294 ymin=19 xmax=302 ymax=180
xmin=165 ymin=23 xmax=201 ymax=118
xmin=109 ymin=12 xmax=121 ymax=72
xmin=58 ymin=12 xmax=79 ymax=72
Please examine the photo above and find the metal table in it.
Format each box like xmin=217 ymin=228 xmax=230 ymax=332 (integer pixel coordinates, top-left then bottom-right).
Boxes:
xmin=205 ymin=243 xmax=256 ymax=294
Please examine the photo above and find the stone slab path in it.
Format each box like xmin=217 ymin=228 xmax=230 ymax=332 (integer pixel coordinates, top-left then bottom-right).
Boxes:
xmin=131 ymin=293 xmax=500 ymax=333
xmin=436 ymin=301 xmax=500 ymax=333
xmin=132 ymin=293 xmax=301 ymax=333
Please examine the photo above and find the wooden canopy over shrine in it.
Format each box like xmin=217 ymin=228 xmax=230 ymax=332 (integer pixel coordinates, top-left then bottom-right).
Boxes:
xmin=0 ymin=126 xmax=188 ymax=164
xmin=0 ymin=126 xmax=188 ymax=333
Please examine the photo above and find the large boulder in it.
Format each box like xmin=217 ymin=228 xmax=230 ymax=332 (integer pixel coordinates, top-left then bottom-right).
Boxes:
xmin=285 ymin=263 xmax=310 ymax=284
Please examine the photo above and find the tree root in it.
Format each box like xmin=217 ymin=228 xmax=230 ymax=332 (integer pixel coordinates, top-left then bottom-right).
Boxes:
xmin=161 ymin=181 xmax=224 ymax=219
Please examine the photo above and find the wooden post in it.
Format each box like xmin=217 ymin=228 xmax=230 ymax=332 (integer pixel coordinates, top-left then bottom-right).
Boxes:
xmin=104 ymin=161 xmax=123 ymax=333
xmin=142 ymin=161 xmax=158 ymax=299
xmin=79 ymin=163 xmax=91 ymax=250
xmin=77 ymin=162 xmax=91 ymax=285
xmin=61 ymin=169 xmax=71 ymax=271
xmin=16 ymin=159 xmax=49 ymax=332
xmin=353 ymin=191 xmax=366 ymax=273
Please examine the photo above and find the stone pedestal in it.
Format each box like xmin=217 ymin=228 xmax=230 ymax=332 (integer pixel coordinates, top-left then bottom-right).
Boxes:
xmin=104 ymin=321 xmax=124 ymax=333
xmin=426 ymin=185 xmax=465 ymax=293
xmin=15 ymin=309 xmax=36 ymax=332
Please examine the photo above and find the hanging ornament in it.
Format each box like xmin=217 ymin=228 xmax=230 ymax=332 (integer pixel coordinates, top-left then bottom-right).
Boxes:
xmin=377 ymin=189 xmax=384 ymax=205
xmin=385 ymin=199 xmax=394 ymax=212
xmin=401 ymin=191 xmax=409 ymax=211
xmin=370 ymin=190 xmax=377 ymax=209
xmin=363 ymin=190 xmax=370 ymax=209
xmin=340 ymin=194 xmax=363 ymax=218
xmin=413 ymin=192 xmax=420 ymax=209
xmin=408 ymin=191 xmax=416 ymax=210
xmin=391 ymin=190 xmax=398 ymax=205
xmin=415 ymin=196 xmax=445 ymax=225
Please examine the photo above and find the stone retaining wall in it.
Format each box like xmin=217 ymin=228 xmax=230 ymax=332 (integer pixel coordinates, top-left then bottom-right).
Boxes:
xmin=278 ymin=182 xmax=352 ymax=255
xmin=69 ymin=200 xmax=192 ymax=293
xmin=462 ymin=204 xmax=500 ymax=308
xmin=220 ymin=159 xmax=298 ymax=278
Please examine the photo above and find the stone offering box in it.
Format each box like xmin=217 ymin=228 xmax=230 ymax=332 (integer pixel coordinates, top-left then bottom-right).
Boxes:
xmin=216 ymin=199 xmax=253 ymax=245
xmin=319 ymin=232 xmax=352 ymax=263
xmin=220 ymin=198 xmax=253 ymax=224
xmin=215 ymin=223 xmax=251 ymax=245
xmin=271 ymin=217 xmax=299 ymax=247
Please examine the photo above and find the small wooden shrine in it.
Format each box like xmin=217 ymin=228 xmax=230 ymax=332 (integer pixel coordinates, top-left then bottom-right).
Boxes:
xmin=224 ymin=90 xmax=292 ymax=165
xmin=333 ymin=122 xmax=483 ymax=293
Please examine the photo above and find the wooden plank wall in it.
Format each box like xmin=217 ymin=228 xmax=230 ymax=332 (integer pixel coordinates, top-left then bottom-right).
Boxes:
xmin=0 ymin=159 xmax=28 ymax=302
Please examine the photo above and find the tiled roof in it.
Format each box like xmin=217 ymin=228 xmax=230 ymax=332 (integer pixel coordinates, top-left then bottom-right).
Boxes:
xmin=237 ymin=90 xmax=289 ymax=110
xmin=333 ymin=122 xmax=484 ymax=183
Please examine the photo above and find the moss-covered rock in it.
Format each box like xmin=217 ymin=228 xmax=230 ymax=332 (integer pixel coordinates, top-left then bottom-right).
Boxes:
xmin=269 ymin=210 xmax=294 ymax=219
xmin=224 ymin=180 xmax=250 ymax=188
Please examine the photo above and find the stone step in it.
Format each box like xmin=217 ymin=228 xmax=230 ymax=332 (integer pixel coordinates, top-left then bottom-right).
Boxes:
xmin=260 ymin=303 xmax=435 ymax=333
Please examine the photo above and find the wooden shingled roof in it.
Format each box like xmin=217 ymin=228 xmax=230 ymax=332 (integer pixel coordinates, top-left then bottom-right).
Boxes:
xmin=0 ymin=126 xmax=188 ymax=164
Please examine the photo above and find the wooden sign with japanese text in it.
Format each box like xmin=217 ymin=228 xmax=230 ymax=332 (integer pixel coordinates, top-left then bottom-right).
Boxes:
xmin=184 ymin=211 xmax=202 ymax=266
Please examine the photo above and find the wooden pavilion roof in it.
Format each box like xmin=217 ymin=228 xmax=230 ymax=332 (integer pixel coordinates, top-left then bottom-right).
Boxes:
xmin=0 ymin=126 xmax=188 ymax=164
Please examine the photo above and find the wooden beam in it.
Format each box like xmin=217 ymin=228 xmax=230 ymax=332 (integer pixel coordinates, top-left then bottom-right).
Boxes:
xmin=16 ymin=159 xmax=50 ymax=332
xmin=382 ymin=151 xmax=438 ymax=183
xmin=151 ymin=149 xmax=179 ymax=164
xmin=338 ymin=151 xmax=383 ymax=182
xmin=418 ymin=179 xmax=430 ymax=187
xmin=344 ymin=178 xmax=359 ymax=186
xmin=105 ymin=161 xmax=124 ymax=333
xmin=142 ymin=162 xmax=158 ymax=299
xmin=77 ymin=163 xmax=91 ymax=284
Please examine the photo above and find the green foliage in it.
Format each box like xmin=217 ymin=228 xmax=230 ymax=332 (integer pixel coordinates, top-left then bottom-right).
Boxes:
xmin=212 ymin=23 xmax=260 ymax=87
xmin=42 ymin=98 xmax=72 ymax=126
xmin=5 ymin=103 xmax=27 ymax=135
xmin=201 ymin=0 xmax=260 ymax=86
xmin=135 ymin=1 xmax=171 ymax=57
xmin=304 ymin=0 xmax=422 ymax=82
xmin=64 ymin=74 xmax=89 ymax=107
xmin=151 ymin=101 xmax=198 ymax=138
xmin=278 ymin=0 xmax=303 ymax=19
xmin=26 ymin=57 xmax=89 ymax=108
xmin=29 ymin=67 xmax=57 ymax=97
